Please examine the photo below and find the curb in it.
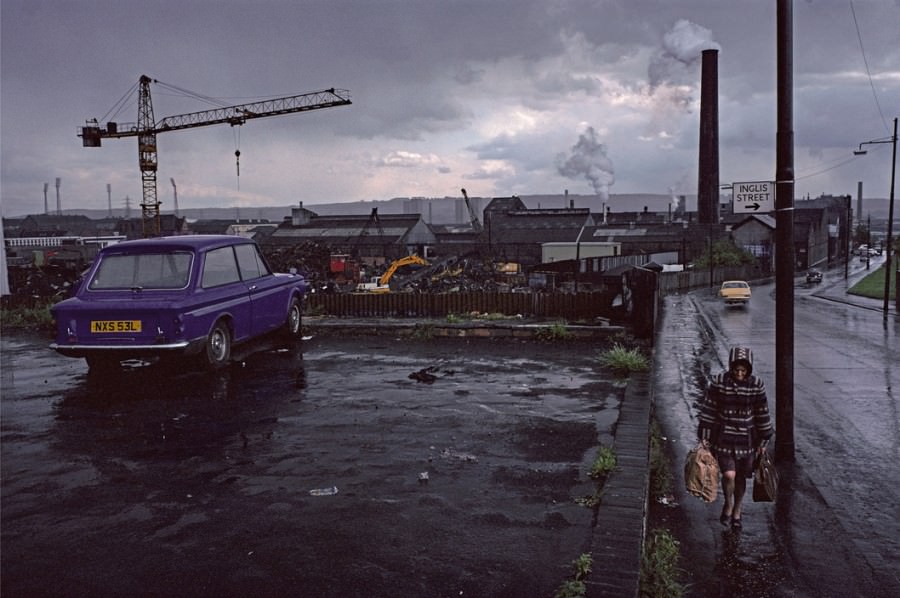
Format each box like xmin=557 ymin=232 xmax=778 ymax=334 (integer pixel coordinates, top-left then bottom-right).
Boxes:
xmin=303 ymin=317 xmax=628 ymax=340
xmin=586 ymin=372 xmax=652 ymax=598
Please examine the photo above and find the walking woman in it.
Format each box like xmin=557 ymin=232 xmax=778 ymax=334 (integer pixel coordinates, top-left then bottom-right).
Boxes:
xmin=697 ymin=347 xmax=774 ymax=530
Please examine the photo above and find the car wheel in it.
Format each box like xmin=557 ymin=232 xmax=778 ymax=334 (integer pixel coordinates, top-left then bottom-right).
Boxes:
xmin=284 ymin=297 xmax=303 ymax=338
xmin=204 ymin=321 xmax=231 ymax=369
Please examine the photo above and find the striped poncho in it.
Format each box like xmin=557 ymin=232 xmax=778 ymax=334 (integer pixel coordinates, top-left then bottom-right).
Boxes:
xmin=697 ymin=371 xmax=774 ymax=459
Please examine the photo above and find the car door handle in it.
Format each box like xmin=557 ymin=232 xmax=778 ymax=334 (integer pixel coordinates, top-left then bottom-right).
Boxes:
xmin=248 ymin=285 xmax=258 ymax=291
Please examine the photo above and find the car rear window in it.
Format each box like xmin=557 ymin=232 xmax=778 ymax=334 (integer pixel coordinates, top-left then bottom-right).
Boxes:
xmin=89 ymin=251 xmax=193 ymax=290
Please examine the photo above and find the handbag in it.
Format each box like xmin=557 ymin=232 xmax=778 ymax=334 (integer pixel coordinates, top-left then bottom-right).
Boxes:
xmin=752 ymin=450 xmax=778 ymax=502
xmin=684 ymin=443 xmax=719 ymax=503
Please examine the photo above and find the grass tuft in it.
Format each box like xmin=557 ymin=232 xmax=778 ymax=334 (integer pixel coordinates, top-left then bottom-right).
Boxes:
xmin=554 ymin=553 xmax=593 ymax=598
xmin=597 ymin=342 xmax=650 ymax=376
xmin=640 ymin=528 xmax=685 ymax=597
xmin=1 ymin=301 xmax=56 ymax=331
xmin=535 ymin=321 xmax=573 ymax=341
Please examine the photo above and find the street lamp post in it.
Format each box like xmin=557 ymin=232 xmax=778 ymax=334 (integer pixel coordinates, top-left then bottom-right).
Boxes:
xmin=867 ymin=214 xmax=871 ymax=270
xmin=855 ymin=116 xmax=898 ymax=316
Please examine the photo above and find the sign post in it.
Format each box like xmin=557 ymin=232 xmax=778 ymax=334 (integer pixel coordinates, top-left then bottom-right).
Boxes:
xmin=732 ymin=180 xmax=775 ymax=214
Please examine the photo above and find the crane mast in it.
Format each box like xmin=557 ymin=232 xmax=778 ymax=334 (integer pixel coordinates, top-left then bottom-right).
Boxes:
xmin=137 ymin=76 xmax=159 ymax=236
xmin=80 ymin=75 xmax=352 ymax=237
xmin=461 ymin=188 xmax=482 ymax=233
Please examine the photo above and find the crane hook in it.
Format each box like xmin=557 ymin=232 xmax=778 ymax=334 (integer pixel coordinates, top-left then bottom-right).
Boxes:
xmin=234 ymin=149 xmax=241 ymax=190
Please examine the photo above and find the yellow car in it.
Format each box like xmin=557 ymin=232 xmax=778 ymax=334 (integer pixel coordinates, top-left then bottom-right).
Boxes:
xmin=718 ymin=280 xmax=751 ymax=307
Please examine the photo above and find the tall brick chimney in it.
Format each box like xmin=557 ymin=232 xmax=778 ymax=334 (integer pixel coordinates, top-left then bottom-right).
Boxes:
xmin=698 ymin=48 xmax=719 ymax=224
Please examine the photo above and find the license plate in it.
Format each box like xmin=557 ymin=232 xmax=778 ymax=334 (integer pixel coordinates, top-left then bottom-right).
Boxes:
xmin=90 ymin=320 xmax=142 ymax=333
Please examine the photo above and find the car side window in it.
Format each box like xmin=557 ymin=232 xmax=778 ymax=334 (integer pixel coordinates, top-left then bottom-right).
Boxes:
xmin=234 ymin=243 xmax=272 ymax=281
xmin=201 ymin=246 xmax=242 ymax=288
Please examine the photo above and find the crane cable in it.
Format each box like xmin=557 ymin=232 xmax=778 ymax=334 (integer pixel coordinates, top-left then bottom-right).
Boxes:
xmin=233 ymin=127 xmax=241 ymax=190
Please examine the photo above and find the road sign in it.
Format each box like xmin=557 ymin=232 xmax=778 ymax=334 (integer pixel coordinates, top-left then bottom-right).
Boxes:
xmin=732 ymin=181 xmax=775 ymax=214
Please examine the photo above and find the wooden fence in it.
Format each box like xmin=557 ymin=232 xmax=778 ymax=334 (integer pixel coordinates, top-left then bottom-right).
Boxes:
xmin=306 ymin=263 xmax=763 ymax=330
xmin=306 ymin=291 xmax=617 ymax=320
xmin=657 ymin=265 xmax=763 ymax=295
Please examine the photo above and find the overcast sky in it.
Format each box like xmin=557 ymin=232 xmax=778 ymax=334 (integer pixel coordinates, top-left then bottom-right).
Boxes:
xmin=2 ymin=0 xmax=898 ymax=218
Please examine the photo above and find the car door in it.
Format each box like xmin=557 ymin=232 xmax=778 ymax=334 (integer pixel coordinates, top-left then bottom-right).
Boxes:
xmin=234 ymin=242 xmax=287 ymax=334
xmin=199 ymin=245 xmax=253 ymax=342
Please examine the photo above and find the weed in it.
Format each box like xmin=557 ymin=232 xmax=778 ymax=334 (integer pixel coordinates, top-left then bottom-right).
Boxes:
xmin=445 ymin=313 xmax=463 ymax=323
xmin=535 ymin=321 xmax=573 ymax=341
xmin=1 ymin=302 xmax=55 ymax=331
xmin=411 ymin=324 xmax=435 ymax=340
xmin=554 ymin=580 xmax=586 ymax=598
xmin=640 ymin=528 xmax=685 ymax=597
xmin=553 ymin=553 xmax=593 ymax=598
xmin=589 ymin=445 xmax=617 ymax=480
xmin=649 ymin=417 xmax=673 ymax=499
xmin=572 ymin=553 xmax=593 ymax=580
xmin=598 ymin=342 xmax=650 ymax=376
xmin=481 ymin=312 xmax=509 ymax=321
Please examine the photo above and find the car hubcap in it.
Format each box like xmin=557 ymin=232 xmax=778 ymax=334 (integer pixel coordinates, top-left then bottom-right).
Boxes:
xmin=210 ymin=330 xmax=226 ymax=361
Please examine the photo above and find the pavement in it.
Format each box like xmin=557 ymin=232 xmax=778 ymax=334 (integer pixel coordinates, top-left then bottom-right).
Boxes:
xmin=651 ymin=260 xmax=898 ymax=598
xmin=303 ymin=259 xmax=897 ymax=597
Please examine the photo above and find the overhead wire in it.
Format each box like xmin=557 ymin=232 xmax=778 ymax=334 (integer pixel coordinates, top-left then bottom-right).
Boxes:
xmin=787 ymin=3 xmax=892 ymax=188
xmin=849 ymin=0 xmax=890 ymax=135
xmin=795 ymin=154 xmax=864 ymax=182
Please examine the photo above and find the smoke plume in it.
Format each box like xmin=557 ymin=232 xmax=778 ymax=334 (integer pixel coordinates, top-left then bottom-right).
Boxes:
xmin=556 ymin=127 xmax=614 ymax=200
xmin=649 ymin=19 xmax=721 ymax=89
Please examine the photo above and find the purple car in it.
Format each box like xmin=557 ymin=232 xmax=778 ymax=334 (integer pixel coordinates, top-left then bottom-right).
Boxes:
xmin=50 ymin=235 xmax=307 ymax=372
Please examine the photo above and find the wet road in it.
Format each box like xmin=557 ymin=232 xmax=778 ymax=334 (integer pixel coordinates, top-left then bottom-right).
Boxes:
xmin=1 ymin=332 xmax=622 ymax=597
xmin=652 ymin=261 xmax=899 ymax=597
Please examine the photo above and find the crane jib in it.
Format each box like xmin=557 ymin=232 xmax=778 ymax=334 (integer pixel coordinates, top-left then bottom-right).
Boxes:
xmin=78 ymin=78 xmax=351 ymax=237
xmin=81 ymin=89 xmax=351 ymax=138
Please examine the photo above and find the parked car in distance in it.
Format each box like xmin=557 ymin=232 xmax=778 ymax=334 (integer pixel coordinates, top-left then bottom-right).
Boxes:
xmin=50 ymin=235 xmax=308 ymax=372
xmin=718 ymin=280 xmax=751 ymax=307
xmin=806 ymin=269 xmax=823 ymax=284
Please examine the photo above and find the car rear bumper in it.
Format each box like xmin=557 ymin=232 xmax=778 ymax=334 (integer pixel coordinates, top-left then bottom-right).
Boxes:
xmin=50 ymin=338 xmax=203 ymax=359
xmin=723 ymin=298 xmax=749 ymax=305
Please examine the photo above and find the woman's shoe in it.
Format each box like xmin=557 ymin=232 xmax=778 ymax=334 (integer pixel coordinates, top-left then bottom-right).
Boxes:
xmin=720 ymin=507 xmax=731 ymax=526
xmin=731 ymin=517 xmax=742 ymax=530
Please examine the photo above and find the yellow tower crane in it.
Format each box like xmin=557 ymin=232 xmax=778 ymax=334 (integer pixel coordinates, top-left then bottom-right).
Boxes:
xmin=80 ymin=75 xmax=352 ymax=237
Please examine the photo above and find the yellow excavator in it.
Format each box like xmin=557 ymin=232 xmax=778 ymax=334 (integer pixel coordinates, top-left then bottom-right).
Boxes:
xmin=357 ymin=254 xmax=428 ymax=293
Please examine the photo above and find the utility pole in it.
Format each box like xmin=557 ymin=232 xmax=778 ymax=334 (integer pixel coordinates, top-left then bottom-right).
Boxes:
xmin=882 ymin=117 xmax=896 ymax=316
xmin=867 ymin=214 xmax=871 ymax=270
xmin=854 ymin=117 xmax=897 ymax=316
xmin=845 ymin=195 xmax=851 ymax=280
xmin=775 ymin=0 xmax=795 ymax=462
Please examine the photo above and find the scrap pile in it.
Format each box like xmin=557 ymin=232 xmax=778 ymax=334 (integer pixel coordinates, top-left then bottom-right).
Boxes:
xmin=406 ymin=257 xmax=525 ymax=293
xmin=261 ymin=241 xmax=333 ymax=285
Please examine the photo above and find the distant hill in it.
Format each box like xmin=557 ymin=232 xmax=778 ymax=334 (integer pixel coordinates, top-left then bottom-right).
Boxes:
xmin=6 ymin=193 xmax=892 ymax=223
